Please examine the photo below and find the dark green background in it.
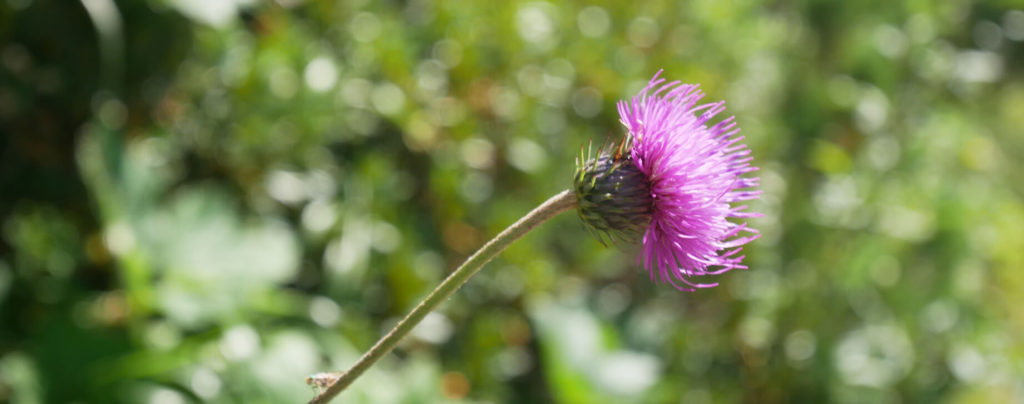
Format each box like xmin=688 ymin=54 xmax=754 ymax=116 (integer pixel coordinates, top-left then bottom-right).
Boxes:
xmin=2 ymin=0 xmax=1023 ymax=402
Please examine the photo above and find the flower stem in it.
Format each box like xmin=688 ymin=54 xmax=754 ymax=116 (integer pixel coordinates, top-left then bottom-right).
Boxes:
xmin=309 ymin=190 xmax=577 ymax=404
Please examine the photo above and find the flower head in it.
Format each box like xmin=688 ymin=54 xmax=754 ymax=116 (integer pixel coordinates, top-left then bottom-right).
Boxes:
xmin=574 ymin=70 xmax=761 ymax=291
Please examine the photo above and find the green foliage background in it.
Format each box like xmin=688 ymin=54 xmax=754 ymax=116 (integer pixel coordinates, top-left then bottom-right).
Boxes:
xmin=2 ymin=0 xmax=1024 ymax=402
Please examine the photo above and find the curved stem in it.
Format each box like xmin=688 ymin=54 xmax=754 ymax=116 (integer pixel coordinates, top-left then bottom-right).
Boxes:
xmin=309 ymin=190 xmax=577 ymax=404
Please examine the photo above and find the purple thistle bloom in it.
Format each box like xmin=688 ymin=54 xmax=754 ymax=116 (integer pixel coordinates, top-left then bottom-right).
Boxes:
xmin=574 ymin=70 xmax=761 ymax=291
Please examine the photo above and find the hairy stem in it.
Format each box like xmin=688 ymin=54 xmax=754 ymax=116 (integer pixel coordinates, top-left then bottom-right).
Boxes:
xmin=309 ymin=190 xmax=577 ymax=404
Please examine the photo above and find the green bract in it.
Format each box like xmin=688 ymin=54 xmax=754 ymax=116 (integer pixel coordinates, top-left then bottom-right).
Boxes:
xmin=573 ymin=140 xmax=653 ymax=245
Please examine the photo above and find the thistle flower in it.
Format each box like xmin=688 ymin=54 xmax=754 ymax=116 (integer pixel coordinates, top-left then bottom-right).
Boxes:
xmin=311 ymin=72 xmax=761 ymax=402
xmin=574 ymin=71 xmax=761 ymax=291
